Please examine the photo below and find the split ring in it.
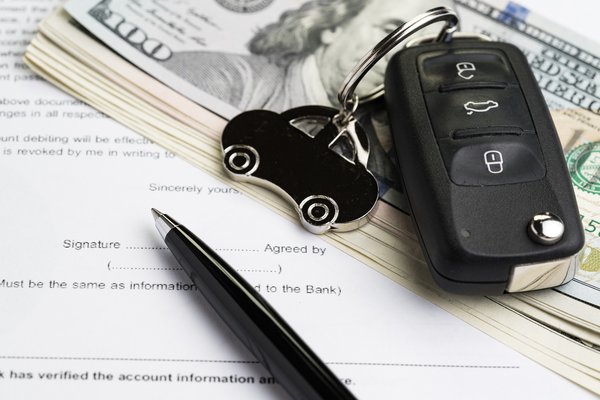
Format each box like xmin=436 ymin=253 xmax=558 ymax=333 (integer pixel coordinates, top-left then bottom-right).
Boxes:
xmin=337 ymin=6 xmax=459 ymax=112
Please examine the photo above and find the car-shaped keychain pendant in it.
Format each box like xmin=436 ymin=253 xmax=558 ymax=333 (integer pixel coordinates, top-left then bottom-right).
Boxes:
xmin=221 ymin=105 xmax=379 ymax=234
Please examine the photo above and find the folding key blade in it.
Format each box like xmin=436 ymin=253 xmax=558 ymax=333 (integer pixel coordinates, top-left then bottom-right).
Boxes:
xmin=221 ymin=105 xmax=379 ymax=234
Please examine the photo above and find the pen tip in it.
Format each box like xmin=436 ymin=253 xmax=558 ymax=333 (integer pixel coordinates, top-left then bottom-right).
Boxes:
xmin=151 ymin=208 xmax=163 ymax=221
xmin=151 ymin=208 xmax=178 ymax=239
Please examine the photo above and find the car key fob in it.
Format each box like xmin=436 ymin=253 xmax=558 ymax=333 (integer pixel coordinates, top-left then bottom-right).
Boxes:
xmin=385 ymin=39 xmax=584 ymax=294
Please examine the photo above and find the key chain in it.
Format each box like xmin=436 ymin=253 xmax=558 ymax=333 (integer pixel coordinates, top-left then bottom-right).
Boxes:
xmin=221 ymin=7 xmax=458 ymax=234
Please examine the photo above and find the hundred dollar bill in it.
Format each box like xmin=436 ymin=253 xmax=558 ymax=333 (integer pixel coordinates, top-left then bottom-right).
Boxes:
xmin=64 ymin=0 xmax=453 ymax=213
xmin=64 ymin=0 xmax=600 ymax=211
xmin=64 ymin=0 xmax=600 ymax=305
xmin=456 ymin=0 xmax=600 ymax=126
xmin=455 ymin=0 xmax=600 ymax=308
xmin=556 ymin=110 xmax=600 ymax=305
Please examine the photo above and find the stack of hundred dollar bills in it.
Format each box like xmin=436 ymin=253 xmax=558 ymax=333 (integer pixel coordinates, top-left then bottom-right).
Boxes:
xmin=24 ymin=0 xmax=600 ymax=393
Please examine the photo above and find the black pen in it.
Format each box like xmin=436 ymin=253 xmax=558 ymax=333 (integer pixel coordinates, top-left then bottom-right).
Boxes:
xmin=151 ymin=208 xmax=357 ymax=400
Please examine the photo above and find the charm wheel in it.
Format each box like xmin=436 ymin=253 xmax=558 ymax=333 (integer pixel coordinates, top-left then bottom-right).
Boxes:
xmin=223 ymin=145 xmax=259 ymax=176
xmin=299 ymin=195 xmax=339 ymax=233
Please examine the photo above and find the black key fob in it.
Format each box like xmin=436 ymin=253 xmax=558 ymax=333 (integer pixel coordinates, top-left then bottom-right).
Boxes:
xmin=385 ymin=39 xmax=584 ymax=294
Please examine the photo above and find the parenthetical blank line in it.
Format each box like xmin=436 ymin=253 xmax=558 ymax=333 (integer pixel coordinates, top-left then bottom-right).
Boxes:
xmin=236 ymin=267 xmax=279 ymax=274
xmin=107 ymin=261 xmax=182 ymax=271
xmin=107 ymin=261 xmax=279 ymax=273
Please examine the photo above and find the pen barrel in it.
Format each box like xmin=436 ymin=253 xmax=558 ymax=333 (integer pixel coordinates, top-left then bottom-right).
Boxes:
xmin=165 ymin=225 xmax=357 ymax=400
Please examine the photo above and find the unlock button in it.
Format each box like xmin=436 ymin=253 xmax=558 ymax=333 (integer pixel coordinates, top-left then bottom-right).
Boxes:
xmin=438 ymin=134 xmax=546 ymax=186
xmin=484 ymin=150 xmax=503 ymax=173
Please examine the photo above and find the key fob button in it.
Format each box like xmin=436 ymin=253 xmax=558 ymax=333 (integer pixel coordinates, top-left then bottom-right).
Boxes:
xmin=424 ymin=87 xmax=535 ymax=138
xmin=438 ymin=134 xmax=546 ymax=186
xmin=418 ymin=50 xmax=517 ymax=92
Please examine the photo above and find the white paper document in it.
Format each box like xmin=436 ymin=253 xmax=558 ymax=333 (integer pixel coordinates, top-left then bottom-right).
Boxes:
xmin=1 ymin=85 xmax=594 ymax=400
xmin=0 ymin=1 xmax=596 ymax=399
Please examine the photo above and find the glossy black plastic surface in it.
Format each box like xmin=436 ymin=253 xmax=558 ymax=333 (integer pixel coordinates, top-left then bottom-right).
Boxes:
xmin=385 ymin=40 xmax=584 ymax=294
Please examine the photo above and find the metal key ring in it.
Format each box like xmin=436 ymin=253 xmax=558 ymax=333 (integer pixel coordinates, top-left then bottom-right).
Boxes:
xmin=337 ymin=6 xmax=459 ymax=117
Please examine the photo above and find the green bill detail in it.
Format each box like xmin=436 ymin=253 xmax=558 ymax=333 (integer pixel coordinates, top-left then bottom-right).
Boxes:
xmin=566 ymin=142 xmax=600 ymax=195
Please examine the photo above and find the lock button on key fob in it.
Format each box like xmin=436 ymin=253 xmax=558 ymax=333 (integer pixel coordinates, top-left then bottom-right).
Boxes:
xmin=385 ymin=40 xmax=584 ymax=294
